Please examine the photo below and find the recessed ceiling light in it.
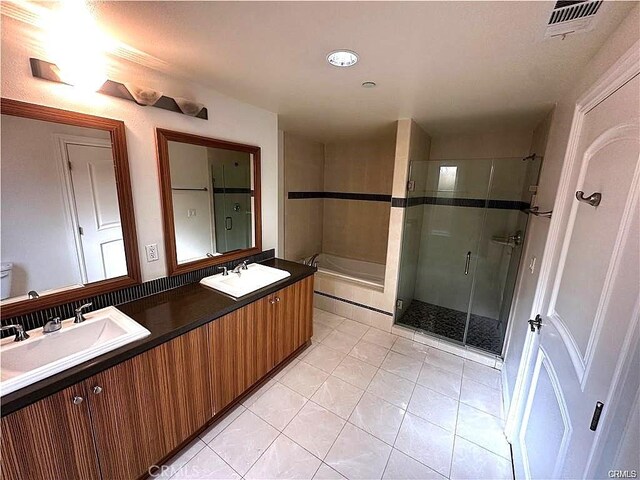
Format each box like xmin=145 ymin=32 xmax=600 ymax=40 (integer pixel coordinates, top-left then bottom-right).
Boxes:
xmin=362 ymin=81 xmax=376 ymax=88
xmin=327 ymin=50 xmax=358 ymax=67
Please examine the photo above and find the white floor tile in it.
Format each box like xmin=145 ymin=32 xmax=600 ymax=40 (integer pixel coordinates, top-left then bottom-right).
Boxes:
xmin=249 ymin=382 xmax=307 ymax=430
xmin=210 ymin=409 xmax=279 ymax=475
xmin=305 ymin=344 xmax=347 ymax=373
xmin=336 ymin=319 xmax=370 ymax=339
xmin=157 ymin=438 xmax=207 ymax=479
xmin=460 ymin=377 xmax=503 ymax=418
xmin=281 ymin=361 xmax=330 ymax=398
xmin=391 ymin=338 xmax=429 ymax=362
xmin=313 ymin=322 xmax=335 ymax=343
xmin=316 ymin=311 xmax=346 ymax=329
xmin=395 ymin=413 xmax=454 ymax=477
xmin=382 ymin=449 xmax=446 ymax=480
xmin=408 ymin=384 xmax=459 ymax=432
xmin=366 ymin=369 xmax=415 ymax=409
xmin=314 ymin=463 xmax=347 ymax=480
xmin=284 ymin=401 xmax=346 ymax=459
xmin=424 ymin=348 xmax=465 ymax=375
xmin=456 ymin=403 xmax=511 ymax=459
xmin=348 ymin=393 xmax=405 ymax=445
xmin=326 ymin=424 xmax=392 ymax=480
xmin=361 ymin=328 xmax=397 ymax=349
xmin=200 ymin=404 xmax=246 ymax=444
xmin=381 ymin=351 xmax=423 ymax=382
xmin=463 ymin=360 xmax=501 ymax=390
xmin=349 ymin=340 xmax=390 ymax=367
xmin=450 ymin=436 xmax=513 ymax=480
xmin=272 ymin=358 xmax=300 ymax=381
xmin=242 ymin=378 xmax=277 ymax=407
xmin=322 ymin=330 xmax=361 ymax=354
xmin=417 ymin=362 xmax=462 ymax=400
xmin=412 ymin=332 xmax=440 ymax=349
xmin=171 ymin=445 xmax=240 ymax=479
xmin=245 ymin=434 xmax=321 ymax=480
xmin=312 ymin=376 xmax=364 ymax=419
xmin=332 ymin=355 xmax=378 ymax=389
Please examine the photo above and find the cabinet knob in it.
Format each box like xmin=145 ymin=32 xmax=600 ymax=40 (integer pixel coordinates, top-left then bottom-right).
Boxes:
xmin=275 ymin=297 xmax=281 ymax=303
xmin=72 ymin=396 xmax=84 ymax=405
xmin=92 ymin=386 xmax=103 ymax=395
xmin=269 ymin=298 xmax=276 ymax=305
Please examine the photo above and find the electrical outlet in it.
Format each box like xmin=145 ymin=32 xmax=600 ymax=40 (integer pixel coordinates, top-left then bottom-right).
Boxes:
xmin=188 ymin=209 xmax=197 ymax=217
xmin=145 ymin=244 xmax=159 ymax=262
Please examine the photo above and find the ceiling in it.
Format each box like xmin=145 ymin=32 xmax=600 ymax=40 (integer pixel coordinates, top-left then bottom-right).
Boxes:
xmin=35 ymin=2 xmax=640 ymax=140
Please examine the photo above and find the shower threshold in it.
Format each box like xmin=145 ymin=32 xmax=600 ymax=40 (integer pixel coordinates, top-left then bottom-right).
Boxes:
xmin=396 ymin=300 xmax=504 ymax=355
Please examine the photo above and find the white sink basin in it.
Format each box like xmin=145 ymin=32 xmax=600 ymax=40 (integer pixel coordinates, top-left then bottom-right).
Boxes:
xmin=1 ymin=306 xmax=150 ymax=396
xmin=200 ymin=263 xmax=291 ymax=298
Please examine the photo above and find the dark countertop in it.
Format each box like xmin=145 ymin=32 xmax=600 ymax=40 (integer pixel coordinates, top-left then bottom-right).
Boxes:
xmin=1 ymin=258 xmax=315 ymax=416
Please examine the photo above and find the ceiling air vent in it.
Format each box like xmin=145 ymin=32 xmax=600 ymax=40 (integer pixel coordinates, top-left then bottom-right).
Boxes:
xmin=545 ymin=0 xmax=604 ymax=38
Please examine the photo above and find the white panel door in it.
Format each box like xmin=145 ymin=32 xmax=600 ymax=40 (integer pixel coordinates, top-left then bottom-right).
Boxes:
xmin=511 ymin=72 xmax=639 ymax=479
xmin=67 ymin=143 xmax=126 ymax=283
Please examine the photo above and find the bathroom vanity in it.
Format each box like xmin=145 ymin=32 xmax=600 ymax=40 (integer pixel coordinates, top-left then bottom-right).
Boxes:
xmin=1 ymin=258 xmax=315 ymax=480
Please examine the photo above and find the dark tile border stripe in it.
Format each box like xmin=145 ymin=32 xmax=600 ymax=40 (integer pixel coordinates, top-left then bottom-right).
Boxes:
xmin=1 ymin=249 xmax=276 ymax=337
xmin=314 ymin=290 xmax=393 ymax=316
xmin=289 ymin=192 xmax=391 ymax=202
xmin=212 ymin=187 xmax=254 ymax=195
xmin=392 ymin=196 xmax=530 ymax=210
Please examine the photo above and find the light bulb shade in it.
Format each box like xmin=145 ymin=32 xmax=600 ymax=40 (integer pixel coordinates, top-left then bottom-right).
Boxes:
xmin=124 ymin=83 xmax=163 ymax=106
xmin=52 ymin=62 xmax=107 ymax=92
xmin=174 ymin=97 xmax=205 ymax=117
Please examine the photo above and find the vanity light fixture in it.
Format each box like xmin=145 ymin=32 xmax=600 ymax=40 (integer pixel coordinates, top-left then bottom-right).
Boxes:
xmin=327 ymin=50 xmax=359 ymax=67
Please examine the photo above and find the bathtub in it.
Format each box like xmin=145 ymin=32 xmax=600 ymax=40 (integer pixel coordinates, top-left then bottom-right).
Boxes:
xmin=305 ymin=253 xmax=385 ymax=288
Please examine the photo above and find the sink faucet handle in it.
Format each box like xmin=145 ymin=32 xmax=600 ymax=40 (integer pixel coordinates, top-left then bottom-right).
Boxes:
xmin=74 ymin=303 xmax=93 ymax=323
xmin=1 ymin=323 xmax=30 ymax=342
xmin=218 ymin=266 xmax=229 ymax=276
xmin=241 ymin=261 xmax=248 ymax=270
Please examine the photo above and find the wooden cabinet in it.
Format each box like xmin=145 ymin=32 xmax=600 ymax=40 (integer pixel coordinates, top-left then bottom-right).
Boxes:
xmin=273 ymin=276 xmax=314 ymax=365
xmin=86 ymin=326 xmax=213 ymax=480
xmin=1 ymin=385 xmax=100 ymax=480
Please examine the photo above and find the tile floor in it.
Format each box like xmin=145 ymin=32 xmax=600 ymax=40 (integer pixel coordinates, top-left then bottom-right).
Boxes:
xmin=157 ymin=308 xmax=513 ymax=480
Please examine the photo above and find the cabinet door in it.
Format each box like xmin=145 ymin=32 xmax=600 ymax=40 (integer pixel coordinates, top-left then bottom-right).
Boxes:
xmin=209 ymin=298 xmax=274 ymax=412
xmin=1 ymin=385 xmax=100 ymax=480
xmin=274 ymin=276 xmax=314 ymax=365
xmin=86 ymin=326 xmax=212 ymax=480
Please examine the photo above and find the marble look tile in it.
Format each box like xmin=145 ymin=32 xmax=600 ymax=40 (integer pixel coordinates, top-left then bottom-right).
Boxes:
xmin=316 ymin=311 xmax=346 ymax=329
xmin=460 ymin=377 xmax=503 ymax=418
xmin=281 ymin=361 xmax=329 ymax=398
xmin=210 ymin=409 xmax=279 ymax=475
xmin=464 ymin=350 xmax=496 ymax=368
xmin=408 ymin=385 xmax=459 ymax=432
xmin=395 ymin=413 xmax=454 ymax=477
xmin=314 ymin=463 xmax=346 ymax=480
xmin=200 ymin=404 xmax=246 ymax=444
xmin=311 ymin=376 xmax=364 ymax=419
xmin=336 ymin=319 xmax=370 ymax=339
xmin=463 ymin=360 xmax=501 ymax=390
xmin=242 ymin=378 xmax=277 ymax=407
xmin=424 ymin=348 xmax=465 ymax=375
xmin=381 ymin=351 xmax=423 ymax=382
xmin=417 ymin=362 xmax=462 ymax=400
xmin=456 ymin=403 xmax=511 ymax=459
xmin=391 ymin=338 xmax=429 ymax=362
xmin=366 ymin=370 xmax=415 ymax=409
xmin=171 ymin=445 xmax=240 ymax=479
xmin=284 ymin=401 xmax=345 ymax=459
xmin=322 ymin=330 xmax=361 ymax=354
xmin=304 ymin=344 xmax=347 ymax=373
xmin=326 ymin=424 xmax=392 ymax=480
xmin=332 ymin=355 xmax=378 ymax=389
xmin=349 ymin=340 xmax=390 ymax=367
xmin=382 ymin=449 xmax=445 ymax=480
xmin=391 ymin=324 xmax=415 ymax=339
xmin=272 ymin=358 xmax=300 ymax=381
xmin=297 ymin=343 xmax=316 ymax=360
xmin=450 ymin=436 xmax=513 ymax=480
xmin=249 ymin=382 xmax=307 ymax=430
xmin=312 ymin=322 xmax=334 ymax=343
xmin=245 ymin=435 xmax=321 ymax=480
xmin=361 ymin=328 xmax=397 ymax=349
xmin=349 ymin=393 xmax=405 ymax=445
xmin=156 ymin=438 xmax=207 ymax=479
xmin=412 ymin=332 xmax=440 ymax=348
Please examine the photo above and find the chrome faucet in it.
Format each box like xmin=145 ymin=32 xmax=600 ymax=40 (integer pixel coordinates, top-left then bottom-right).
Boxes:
xmin=74 ymin=302 xmax=93 ymax=323
xmin=232 ymin=261 xmax=248 ymax=275
xmin=27 ymin=290 xmax=39 ymax=299
xmin=218 ymin=266 xmax=229 ymax=276
xmin=307 ymin=253 xmax=320 ymax=267
xmin=1 ymin=324 xmax=30 ymax=342
xmin=43 ymin=316 xmax=62 ymax=334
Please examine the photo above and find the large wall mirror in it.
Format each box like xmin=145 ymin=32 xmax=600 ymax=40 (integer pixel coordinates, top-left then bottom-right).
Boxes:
xmin=0 ymin=99 xmax=140 ymax=318
xmin=156 ymin=129 xmax=262 ymax=275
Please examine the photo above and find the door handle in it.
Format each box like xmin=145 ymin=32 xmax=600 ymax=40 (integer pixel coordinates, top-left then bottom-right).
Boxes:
xmin=225 ymin=216 xmax=232 ymax=230
xmin=528 ymin=314 xmax=542 ymax=333
xmin=464 ymin=252 xmax=471 ymax=275
xmin=575 ymin=191 xmax=602 ymax=207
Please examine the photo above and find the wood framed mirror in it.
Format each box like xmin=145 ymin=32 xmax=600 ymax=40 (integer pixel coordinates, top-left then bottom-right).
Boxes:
xmin=156 ymin=129 xmax=262 ymax=276
xmin=0 ymin=98 xmax=141 ymax=319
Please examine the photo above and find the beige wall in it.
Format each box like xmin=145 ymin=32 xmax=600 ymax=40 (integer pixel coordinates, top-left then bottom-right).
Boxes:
xmin=283 ymin=133 xmax=325 ymax=261
xmin=322 ymin=128 xmax=396 ymax=264
xmin=430 ymin=128 xmax=535 ymax=160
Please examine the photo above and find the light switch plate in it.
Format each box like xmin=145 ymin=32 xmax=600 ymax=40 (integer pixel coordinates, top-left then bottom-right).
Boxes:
xmin=145 ymin=244 xmax=159 ymax=262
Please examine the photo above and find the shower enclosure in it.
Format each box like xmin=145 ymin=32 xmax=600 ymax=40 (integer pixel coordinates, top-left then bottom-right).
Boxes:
xmin=395 ymin=156 xmax=542 ymax=355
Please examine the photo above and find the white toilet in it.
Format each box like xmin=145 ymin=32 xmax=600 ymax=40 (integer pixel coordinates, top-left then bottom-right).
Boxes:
xmin=1 ymin=262 xmax=13 ymax=300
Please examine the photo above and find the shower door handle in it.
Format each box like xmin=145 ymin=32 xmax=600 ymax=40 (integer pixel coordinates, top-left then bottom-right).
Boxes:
xmin=464 ymin=251 xmax=471 ymax=275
